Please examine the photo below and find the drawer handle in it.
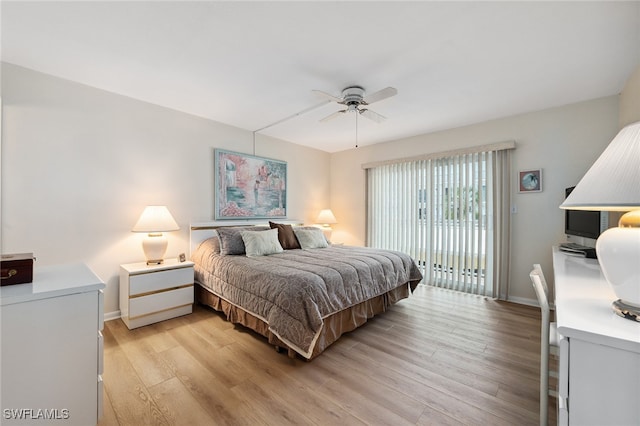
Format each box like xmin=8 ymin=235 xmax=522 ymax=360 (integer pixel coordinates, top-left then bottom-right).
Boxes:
xmin=1 ymin=269 xmax=17 ymax=279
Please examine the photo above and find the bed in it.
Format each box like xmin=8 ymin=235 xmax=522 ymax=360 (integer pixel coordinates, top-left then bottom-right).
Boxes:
xmin=190 ymin=221 xmax=423 ymax=360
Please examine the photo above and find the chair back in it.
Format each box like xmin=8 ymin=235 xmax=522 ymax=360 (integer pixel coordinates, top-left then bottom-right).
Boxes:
xmin=530 ymin=269 xmax=550 ymax=316
xmin=532 ymin=263 xmax=549 ymax=300
xmin=530 ymin=266 xmax=552 ymax=426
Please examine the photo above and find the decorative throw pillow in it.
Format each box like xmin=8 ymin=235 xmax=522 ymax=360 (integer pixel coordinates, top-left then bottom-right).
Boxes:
xmin=217 ymin=226 xmax=269 ymax=255
xmin=241 ymin=228 xmax=284 ymax=257
xmin=293 ymin=227 xmax=329 ymax=249
xmin=296 ymin=226 xmax=330 ymax=244
xmin=216 ymin=227 xmax=247 ymax=255
xmin=269 ymin=221 xmax=301 ymax=249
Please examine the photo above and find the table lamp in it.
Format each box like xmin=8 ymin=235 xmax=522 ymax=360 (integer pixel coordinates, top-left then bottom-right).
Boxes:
xmin=560 ymin=121 xmax=640 ymax=320
xmin=132 ymin=206 xmax=180 ymax=265
xmin=316 ymin=209 xmax=337 ymax=241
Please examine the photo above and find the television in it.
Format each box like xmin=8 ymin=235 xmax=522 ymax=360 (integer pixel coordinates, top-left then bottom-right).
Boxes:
xmin=564 ymin=186 xmax=608 ymax=240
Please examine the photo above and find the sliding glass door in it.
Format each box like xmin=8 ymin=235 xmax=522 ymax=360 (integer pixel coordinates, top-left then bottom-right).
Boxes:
xmin=366 ymin=144 xmax=512 ymax=298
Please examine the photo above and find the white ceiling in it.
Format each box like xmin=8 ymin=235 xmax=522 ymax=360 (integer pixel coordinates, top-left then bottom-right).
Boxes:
xmin=2 ymin=1 xmax=639 ymax=153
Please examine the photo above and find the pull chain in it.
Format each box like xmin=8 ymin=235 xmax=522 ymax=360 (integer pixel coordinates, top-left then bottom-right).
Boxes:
xmin=355 ymin=111 xmax=359 ymax=148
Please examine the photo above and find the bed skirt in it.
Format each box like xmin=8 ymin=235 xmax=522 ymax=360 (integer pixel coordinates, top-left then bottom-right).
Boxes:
xmin=195 ymin=282 xmax=413 ymax=360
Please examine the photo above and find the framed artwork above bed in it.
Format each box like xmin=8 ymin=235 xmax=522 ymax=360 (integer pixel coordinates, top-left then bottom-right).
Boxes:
xmin=215 ymin=149 xmax=287 ymax=220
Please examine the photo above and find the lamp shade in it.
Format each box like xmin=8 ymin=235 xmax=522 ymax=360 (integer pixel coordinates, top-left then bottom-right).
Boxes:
xmin=560 ymin=121 xmax=640 ymax=211
xmin=132 ymin=206 xmax=180 ymax=233
xmin=316 ymin=209 xmax=337 ymax=225
xmin=132 ymin=206 xmax=179 ymax=265
xmin=559 ymin=121 xmax=640 ymax=313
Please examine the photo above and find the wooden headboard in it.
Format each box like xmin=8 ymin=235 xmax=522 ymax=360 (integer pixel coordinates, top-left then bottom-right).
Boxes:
xmin=189 ymin=220 xmax=304 ymax=255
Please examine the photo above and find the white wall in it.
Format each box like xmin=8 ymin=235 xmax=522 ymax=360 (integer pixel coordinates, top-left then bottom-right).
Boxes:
xmin=0 ymin=63 xmax=331 ymax=316
xmin=329 ymin=96 xmax=620 ymax=303
xmin=620 ymin=65 xmax=640 ymax=126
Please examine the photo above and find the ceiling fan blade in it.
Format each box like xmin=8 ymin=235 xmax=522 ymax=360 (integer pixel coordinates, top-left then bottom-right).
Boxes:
xmin=363 ymin=87 xmax=397 ymax=105
xmin=312 ymin=89 xmax=344 ymax=104
xmin=359 ymin=108 xmax=386 ymax=123
xmin=319 ymin=110 xmax=347 ymax=122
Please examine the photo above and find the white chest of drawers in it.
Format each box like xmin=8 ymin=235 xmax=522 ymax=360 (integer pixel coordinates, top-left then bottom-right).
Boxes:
xmin=0 ymin=263 xmax=105 ymax=425
xmin=119 ymin=259 xmax=194 ymax=329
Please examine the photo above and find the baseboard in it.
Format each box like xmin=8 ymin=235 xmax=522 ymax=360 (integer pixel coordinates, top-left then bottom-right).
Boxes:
xmin=507 ymin=295 xmax=556 ymax=311
xmin=104 ymin=310 xmax=121 ymax=322
xmin=508 ymin=295 xmax=538 ymax=307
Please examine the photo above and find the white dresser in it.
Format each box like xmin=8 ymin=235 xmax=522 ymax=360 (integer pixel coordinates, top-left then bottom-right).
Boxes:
xmin=552 ymin=248 xmax=640 ymax=426
xmin=119 ymin=259 xmax=194 ymax=329
xmin=0 ymin=263 xmax=105 ymax=426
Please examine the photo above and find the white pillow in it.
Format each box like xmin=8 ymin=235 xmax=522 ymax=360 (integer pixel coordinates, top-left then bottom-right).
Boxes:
xmin=241 ymin=228 xmax=284 ymax=257
xmin=293 ymin=228 xmax=329 ymax=249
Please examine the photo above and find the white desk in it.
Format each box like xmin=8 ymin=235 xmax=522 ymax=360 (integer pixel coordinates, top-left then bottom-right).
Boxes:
xmin=552 ymin=248 xmax=640 ymax=426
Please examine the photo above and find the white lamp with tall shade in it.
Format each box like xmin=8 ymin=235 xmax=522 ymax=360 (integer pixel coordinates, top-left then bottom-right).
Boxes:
xmin=561 ymin=121 xmax=640 ymax=319
xmin=316 ymin=209 xmax=337 ymax=242
xmin=132 ymin=206 xmax=180 ymax=265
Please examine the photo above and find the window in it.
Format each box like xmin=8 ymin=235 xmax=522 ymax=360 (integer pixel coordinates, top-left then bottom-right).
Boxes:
xmin=365 ymin=143 xmax=513 ymax=298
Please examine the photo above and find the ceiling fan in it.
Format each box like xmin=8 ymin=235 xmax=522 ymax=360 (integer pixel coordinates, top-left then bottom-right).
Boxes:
xmin=313 ymin=86 xmax=397 ymax=123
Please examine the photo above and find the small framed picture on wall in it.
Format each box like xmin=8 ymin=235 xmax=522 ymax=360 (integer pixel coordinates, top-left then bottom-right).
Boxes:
xmin=519 ymin=169 xmax=542 ymax=193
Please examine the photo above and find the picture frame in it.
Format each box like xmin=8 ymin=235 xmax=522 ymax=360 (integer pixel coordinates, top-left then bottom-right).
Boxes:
xmin=215 ymin=149 xmax=287 ymax=219
xmin=518 ymin=169 xmax=542 ymax=193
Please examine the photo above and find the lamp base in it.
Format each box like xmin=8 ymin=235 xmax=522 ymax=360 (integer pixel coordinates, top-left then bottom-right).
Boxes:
xmin=596 ymin=214 xmax=640 ymax=308
xmin=142 ymin=233 xmax=168 ymax=265
xmin=612 ymin=299 xmax=640 ymax=322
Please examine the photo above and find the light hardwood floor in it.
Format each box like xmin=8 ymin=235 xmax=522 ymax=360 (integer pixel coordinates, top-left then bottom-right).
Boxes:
xmin=99 ymin=284 xmax=556 ymax=425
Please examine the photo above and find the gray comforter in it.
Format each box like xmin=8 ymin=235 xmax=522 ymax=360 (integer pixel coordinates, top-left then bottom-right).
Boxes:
xmin=192 ymin=242 xmax=423 ymax=357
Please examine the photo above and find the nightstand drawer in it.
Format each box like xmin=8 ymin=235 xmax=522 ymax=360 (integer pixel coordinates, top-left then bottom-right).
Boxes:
xmin=129 ymin=267 xmax=193 ymax=296
xmin=120 ymin=260 xmax=195 ymax=329
xmin=129 ymin=285 xmax=193 ymax=318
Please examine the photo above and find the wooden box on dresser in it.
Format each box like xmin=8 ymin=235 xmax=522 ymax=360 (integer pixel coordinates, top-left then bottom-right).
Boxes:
xmin=0 ymin=263 xmax=105 ymax=426
xmin=119 ymin=259 xmax=194 ymax=329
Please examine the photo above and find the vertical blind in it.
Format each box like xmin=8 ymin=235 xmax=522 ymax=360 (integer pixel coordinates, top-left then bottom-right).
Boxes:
xmin=366 ymin=143 xmax=513 ymax=298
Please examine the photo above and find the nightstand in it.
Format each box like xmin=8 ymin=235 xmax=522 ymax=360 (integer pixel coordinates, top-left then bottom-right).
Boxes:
xmin=119 ymin=259 xmax=194 ymax=329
